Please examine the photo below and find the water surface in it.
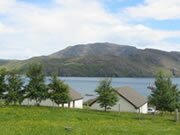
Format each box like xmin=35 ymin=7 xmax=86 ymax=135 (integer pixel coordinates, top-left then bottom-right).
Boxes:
xmin=53 ymin=77 xmax=180 ymax=101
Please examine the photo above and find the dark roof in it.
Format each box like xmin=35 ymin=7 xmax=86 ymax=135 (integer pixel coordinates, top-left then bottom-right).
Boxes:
xmin=84 ymin=97 xmax=98 ymax=105
xmin=89 ymin=86 xmax=147 ymax=108
xmin=48 ymin=88 xmax=83 ymax=101
xmin=115 ymin=87 xmax=147 ymax=108
xmin=69 ymin=88 xmax=83 ymax=100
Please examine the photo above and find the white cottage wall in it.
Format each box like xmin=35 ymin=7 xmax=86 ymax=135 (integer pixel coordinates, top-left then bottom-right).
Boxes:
xmin=139 ymin=103 xmax=148 ymax=114
xmin=91 ymin=96 xmax=137 ymax=112
xmin=21 ymin=98 xmax=83 ymax=109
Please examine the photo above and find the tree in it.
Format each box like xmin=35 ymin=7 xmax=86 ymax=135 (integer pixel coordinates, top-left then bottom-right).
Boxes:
xmin=95 ymin=78 xmax=118 ymax=111
xmin=0 ymin=68 xmax=7 ymax=99
xmin=148 ymin=71 xmax=180 ymax=112
xmin=48 ymin=74 xmax=70 ymax=107
xmin=25 ymin=63 xmax=47 ymax=106
xmin=4 ymin=71 xmax=24 ymax=105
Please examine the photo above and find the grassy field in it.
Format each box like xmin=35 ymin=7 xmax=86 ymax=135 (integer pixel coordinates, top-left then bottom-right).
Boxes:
xmin=0 ymin=106 xmax=180 ymax=135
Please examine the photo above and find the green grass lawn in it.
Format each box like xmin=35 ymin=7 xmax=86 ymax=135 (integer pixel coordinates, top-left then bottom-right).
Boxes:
xmin=0 ymin=106 xmax=180 ymax=135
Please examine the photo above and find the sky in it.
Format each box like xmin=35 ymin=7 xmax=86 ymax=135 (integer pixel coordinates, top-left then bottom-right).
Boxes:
xmin=0 ymin=0 xmax=180 ymax=59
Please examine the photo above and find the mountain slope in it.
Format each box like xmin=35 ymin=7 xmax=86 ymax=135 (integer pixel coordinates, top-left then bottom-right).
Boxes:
xmin=1 ymin=42 xmax=180 ymax=77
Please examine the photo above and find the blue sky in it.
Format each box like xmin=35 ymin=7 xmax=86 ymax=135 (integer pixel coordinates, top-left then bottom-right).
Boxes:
xmin=0 ymin=0 xmax=180 ymax=59
xmin=102 ymin=0 xmax=143 ymax=12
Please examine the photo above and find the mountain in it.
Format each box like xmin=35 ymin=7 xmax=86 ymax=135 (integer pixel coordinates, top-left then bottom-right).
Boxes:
xmin=0 ymin=59 xmax=11 ymax=66
xmin=50 ymin=43 xmax=139 ymax=58
xmin=1 ymin=42 xmax=180 ymax=77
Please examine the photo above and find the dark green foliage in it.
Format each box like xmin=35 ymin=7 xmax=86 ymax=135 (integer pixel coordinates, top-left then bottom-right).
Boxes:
xmin=4 ymin=71 xmax=24 ymax=105
xmin=0 ymin=68 xmax=7 ymax=99
xmin=25 ymin=63 xmax=47 ymax=105
xmin=1 ymin=63 xmax=72 ymax=107
xmin=149 ymin=71 xmax=180 ymax=112
xmin=95 ymin=78 xmax=118 ymax=111
xmin=48 ymin=74 xmax=70 ymax=107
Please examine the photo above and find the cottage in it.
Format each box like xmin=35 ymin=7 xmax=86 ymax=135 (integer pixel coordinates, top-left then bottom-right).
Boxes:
xmin=22 ymin=88 xmax=83 ymax=109
xmin=89 ymin=87 xmax=148 ymax=114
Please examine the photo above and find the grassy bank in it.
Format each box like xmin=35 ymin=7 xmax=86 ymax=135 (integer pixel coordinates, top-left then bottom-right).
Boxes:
xmin=0 ymin=106 xmax=180 ymax=135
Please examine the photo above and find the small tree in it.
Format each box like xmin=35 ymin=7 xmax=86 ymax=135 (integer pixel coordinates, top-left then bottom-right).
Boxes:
xmin=25 ymin=63 xmax=47 ymax=106
xmin=95 ymin=78 xmax=118 ymax=111
xmin=0 ymin=68 xmax=7 ymax=99
xmin=149 ymin=71 xmax=180 ymax=112
xmin=48 ymin=74 xmax=70 ymax=107
xmin=4 ymin=72 xmax=24 ymax=105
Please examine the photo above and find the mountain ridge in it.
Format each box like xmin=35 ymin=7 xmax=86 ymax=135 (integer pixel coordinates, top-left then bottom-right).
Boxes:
xmin=49 ymin=42 xmax=140 ymax=58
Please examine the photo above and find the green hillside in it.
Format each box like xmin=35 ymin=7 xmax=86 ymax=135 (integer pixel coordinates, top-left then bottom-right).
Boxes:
xmin=0 ymin=106 xmax=179 ymax=135
xmin=1 ymin=43 xmax=180 ymax=77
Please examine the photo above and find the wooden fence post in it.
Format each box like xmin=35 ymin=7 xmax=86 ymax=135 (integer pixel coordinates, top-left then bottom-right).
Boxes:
xmin=175 ymin=109 xmax=179 ymax=123
xmin=138 ymin=108 xmax=141 ymax=120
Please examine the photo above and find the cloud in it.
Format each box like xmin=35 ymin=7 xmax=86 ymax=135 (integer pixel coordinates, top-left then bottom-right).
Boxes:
xmin=0 ymin=0 xmax=16 ymax=13
xmin=124 ymin=0 xmax=180 ymax=20
xmin=0 ymin=0 xmax=180 ymax=59
xmin=0 ymin=23 xmax=16 ymax=33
